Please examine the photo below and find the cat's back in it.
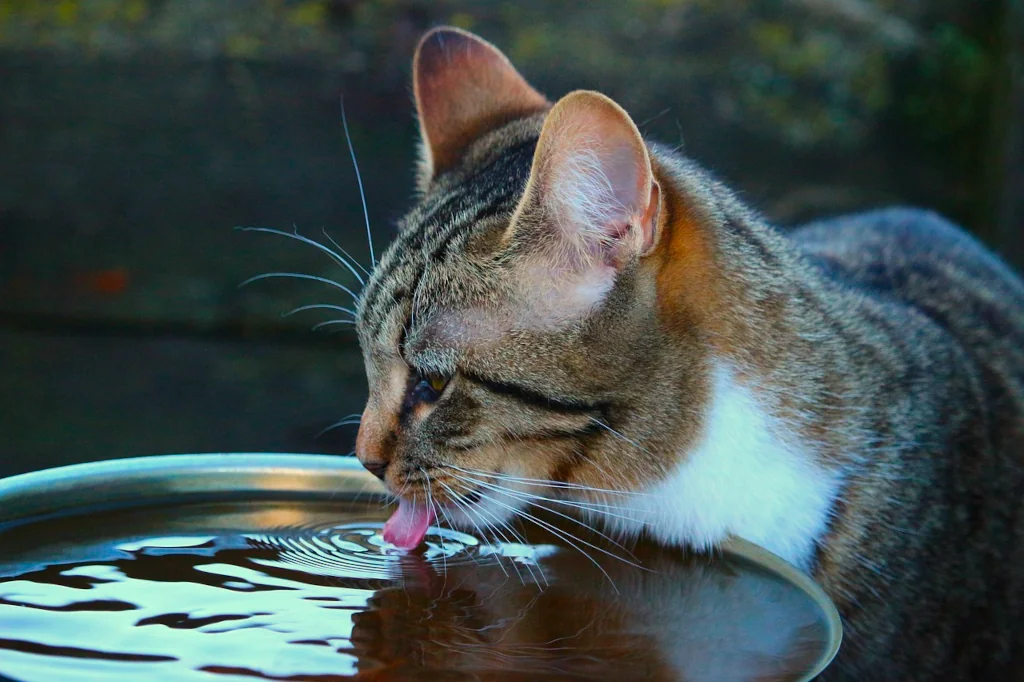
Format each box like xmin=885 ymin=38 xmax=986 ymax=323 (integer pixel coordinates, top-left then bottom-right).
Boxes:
xmin=791 ymin=207 xmax=1024 ymax=388
xmin=790 ymin=208 xmax=1024 ymax=680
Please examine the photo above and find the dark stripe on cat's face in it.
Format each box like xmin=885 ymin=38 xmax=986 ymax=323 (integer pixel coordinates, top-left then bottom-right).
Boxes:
xmin=460 ymin=370 xmax=607 ymax=415
xmin=442 ymin=421 xmax=604 ymax=453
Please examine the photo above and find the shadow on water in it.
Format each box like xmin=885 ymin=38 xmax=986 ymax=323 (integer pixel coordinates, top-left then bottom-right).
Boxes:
xmin=0 ymin=501 xmax=832 ymax=681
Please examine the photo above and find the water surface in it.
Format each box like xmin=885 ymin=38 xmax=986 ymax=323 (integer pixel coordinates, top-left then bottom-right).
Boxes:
xmin=0 ymin=501 xmax=833 ymax=681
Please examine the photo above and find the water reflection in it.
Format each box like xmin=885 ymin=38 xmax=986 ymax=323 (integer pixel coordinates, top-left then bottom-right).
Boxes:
xmin=0 ymin=502 xmax=831 ymax=681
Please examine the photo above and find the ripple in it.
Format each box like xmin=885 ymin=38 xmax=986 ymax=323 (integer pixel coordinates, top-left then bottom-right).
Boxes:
xmin=245 ymin=521 xmax=499 ymax=582
xmin=116 ymin=537 xmax=216 ymax=552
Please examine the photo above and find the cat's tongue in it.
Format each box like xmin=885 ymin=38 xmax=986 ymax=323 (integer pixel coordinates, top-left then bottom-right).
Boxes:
xmin=382 ymin=498 xmax=436 ymax=550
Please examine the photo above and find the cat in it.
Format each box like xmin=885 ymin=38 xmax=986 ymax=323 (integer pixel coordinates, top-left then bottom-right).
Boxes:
xmin=351 ymin=26 xmax=1024 ymax=681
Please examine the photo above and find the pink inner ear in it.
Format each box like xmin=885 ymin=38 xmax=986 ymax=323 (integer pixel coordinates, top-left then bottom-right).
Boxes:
xmin=539 ymin=138 xmax=652 ymax=272
xmin=603 ymin=143 xmax=647 ymax=223
xmin=531 ymin=94 xmax=654 ymax=265
xmin=503 ymin=91 xmax=657 ymax=328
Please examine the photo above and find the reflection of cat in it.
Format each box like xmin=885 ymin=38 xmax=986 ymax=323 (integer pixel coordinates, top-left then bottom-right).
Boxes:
xmin=349 ymin=542 xmax=827 ymax=682
xmin=353 ymin=25 xmax=1024 ymax=681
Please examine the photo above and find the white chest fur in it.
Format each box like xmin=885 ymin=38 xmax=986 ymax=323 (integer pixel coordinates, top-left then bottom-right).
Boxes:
xmin=609 ymin=364 xmax=843 ymax=570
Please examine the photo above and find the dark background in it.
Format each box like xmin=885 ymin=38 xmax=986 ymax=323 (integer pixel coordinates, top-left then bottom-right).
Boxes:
xmin=1 ymin=0 xmax=1021 ymax=479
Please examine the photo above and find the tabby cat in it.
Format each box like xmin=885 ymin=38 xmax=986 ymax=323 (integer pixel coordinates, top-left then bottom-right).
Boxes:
xmin=352 ymin=26 xmax=1024 ymax=681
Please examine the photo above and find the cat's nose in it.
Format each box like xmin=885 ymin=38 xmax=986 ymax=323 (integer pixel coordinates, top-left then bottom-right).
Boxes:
xmin=355 ymin=410 xmax=392 ymax=482
xmin=362 ymin=460 xmax=388 ymax=481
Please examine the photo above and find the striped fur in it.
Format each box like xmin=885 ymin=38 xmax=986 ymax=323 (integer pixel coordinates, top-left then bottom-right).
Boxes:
xmin=354 ymin=27 xmax=1024 ymax=681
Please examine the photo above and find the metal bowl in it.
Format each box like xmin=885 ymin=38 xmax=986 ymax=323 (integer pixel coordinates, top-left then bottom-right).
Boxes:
xmin=0 ymin=453 xmax=842 ymax=681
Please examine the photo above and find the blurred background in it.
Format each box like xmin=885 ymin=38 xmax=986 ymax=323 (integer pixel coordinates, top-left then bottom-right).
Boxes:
xmin=0 ymin=0 xmax=1021 ymax=479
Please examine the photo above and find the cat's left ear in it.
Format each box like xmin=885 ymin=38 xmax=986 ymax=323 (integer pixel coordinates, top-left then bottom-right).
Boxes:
xmin=413 ymin=26 xmax=549 ymax=187
xmin=511 ymin=90 xmax=661 ymax=268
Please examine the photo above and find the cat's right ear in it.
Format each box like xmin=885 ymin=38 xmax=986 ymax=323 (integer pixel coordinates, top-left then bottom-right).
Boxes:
xmin=499 ymin=90 xmax=662 ymax=327
xmin=413 ymin=26 xmax=549 ymax=189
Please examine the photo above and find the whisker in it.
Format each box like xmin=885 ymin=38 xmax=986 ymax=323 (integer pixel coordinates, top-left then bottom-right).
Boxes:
xmin=436 ymin=503 xmax=484 ymax=576
xmin=238 ymin=272 xmax=360 ymax=303
xmin=456 ymin=474 xmax=646 ymax=565
xmin=282 ymin=303 xmax=357 ymax=320
xmin=588 ymin=417 xmax=653 ymax=456
xmin=637 ymin=106 xmax=672 ymax=130
xmin=456 ymin=471 xmax=647 ymax=512
xmin=311 ymin=319 xmax=357 ymax=331
xmin=473 ymin=489 xmax=621 ymax=592
xmin=376 ymin=488 xmax=395 ymax=511
xmin=464 ymin=492 xmax=545 ymax=587
xmin=453 ymin=470 xmax=650 ymax=522
xmin=235 ymin=226 xmax=365 ymax=286
xmin=315 ymin=414 xmax=362 ymax=439
xmin=321 ymin=228 xmax=371 ymax=278
xmin=421 ymin=468 xmax=447 ymax=585
xmin=446 ymin=465 xmax=648 ymax=498
xmin=340 ymin=96 xmax=375 ymax=267
xmin=464 ymin=499 xmax=536 ymax=586
xmin=393 ymin=476 xmax=412 ymax=505
xmin=438 ymin=481 xmax=512 ymax=580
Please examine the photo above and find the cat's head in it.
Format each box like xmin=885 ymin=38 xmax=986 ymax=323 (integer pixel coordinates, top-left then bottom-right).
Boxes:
xmin=355 ymin=27 xmax=713 ymax=530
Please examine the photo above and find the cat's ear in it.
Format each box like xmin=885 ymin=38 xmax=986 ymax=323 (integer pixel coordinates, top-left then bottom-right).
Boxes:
xmin=513 ymin=90 xmax=661 ymax=268
xmin=504 ymin=91 xmax=661 ymax=326
xmin=413 ymin=26 xmax=549 ymax=185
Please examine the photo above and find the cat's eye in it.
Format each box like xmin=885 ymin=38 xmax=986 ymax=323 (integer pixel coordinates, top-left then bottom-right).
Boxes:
xmin=408 ymin=372 xmax=450 ymax=406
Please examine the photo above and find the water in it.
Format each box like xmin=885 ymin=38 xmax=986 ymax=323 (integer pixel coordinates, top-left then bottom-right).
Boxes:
xmin=0 ymin=501 xmax=834 ymax=681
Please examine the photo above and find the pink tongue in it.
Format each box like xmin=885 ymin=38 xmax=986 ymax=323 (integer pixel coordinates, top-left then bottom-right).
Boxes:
xmin=382 ymin=499 xmax=436 ymax=550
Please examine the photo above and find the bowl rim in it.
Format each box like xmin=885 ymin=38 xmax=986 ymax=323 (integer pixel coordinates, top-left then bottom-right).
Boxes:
xmin=0 ymin=452 xmax=842 ymax=679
